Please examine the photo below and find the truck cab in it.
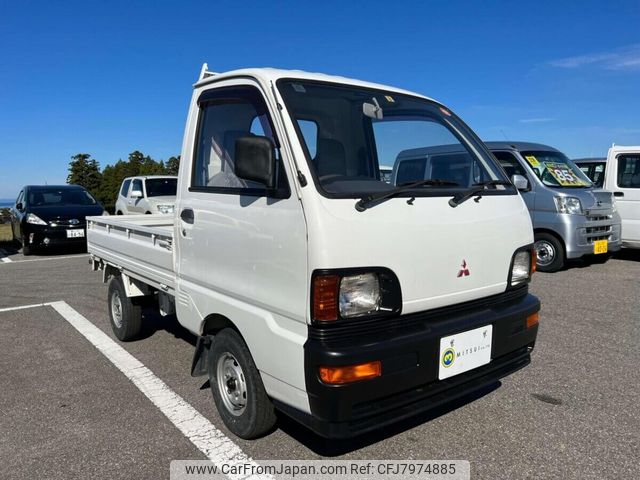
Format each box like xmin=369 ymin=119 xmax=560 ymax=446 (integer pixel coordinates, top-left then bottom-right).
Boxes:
xmin=600 ymin=146 xmax=640 ymax=248
xmin=87 ymin=67 xmax=540 ymax=439
xmin=486 ymin=142 xmax=622 ymax=272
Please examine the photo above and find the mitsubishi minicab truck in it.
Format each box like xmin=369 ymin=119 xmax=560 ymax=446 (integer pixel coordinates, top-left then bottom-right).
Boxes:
xmin=86 ymin=66 xmax=540 ymax=439
xmin=575 ymin=146 xmax=640 ymax=249
xmin=485 ymin=142 xmax=622 ymax=272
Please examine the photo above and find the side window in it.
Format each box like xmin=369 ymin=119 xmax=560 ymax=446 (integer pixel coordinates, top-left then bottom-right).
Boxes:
xmin=15 ymin=191 xmax=24 ymax=208
xmin=617 ymin=155 xmax=640 ymax=188
xmin=131 ymin=179 xmax=143 ymax=196
xmin=492 ymin=151 xmax=529 ymax=179
xmin=192 ymin=86 xmax=288 ymax=196
xmin=297 ymin=120 xmax=318 ymax=159
xmin=120 ymin=179 xmax=131 ymax=197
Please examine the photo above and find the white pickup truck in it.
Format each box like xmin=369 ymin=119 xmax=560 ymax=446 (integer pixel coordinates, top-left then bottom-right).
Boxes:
xmin=87 ymin=65 xmax=540 ymax=439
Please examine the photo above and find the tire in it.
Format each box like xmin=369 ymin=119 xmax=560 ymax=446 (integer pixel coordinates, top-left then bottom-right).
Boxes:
xmin=107 ymin=276 xmax=143 ymax=341
xmin=534 ymin=232 xmax=565 ymax=272
xmin=208 ymin=329 xmax=276 ymax=439
xmin=145 ymin=211 xmax=152 ymax=215
xmin=22 ymin=236 xmax=32 ymax=256
xmin=116 ymin=211 xmax=123 ymax=215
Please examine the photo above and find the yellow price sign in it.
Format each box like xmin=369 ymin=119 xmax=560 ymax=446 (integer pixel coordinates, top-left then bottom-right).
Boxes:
xmin=525 ymin=155 xmax=540 ymax=167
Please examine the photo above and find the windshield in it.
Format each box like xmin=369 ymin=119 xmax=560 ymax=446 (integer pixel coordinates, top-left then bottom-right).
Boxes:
xmin=278 ymin=80 xmax=507 ymax=197
xmin=28 ymin=188 xmax=97 ymax=206
xmin=145 ymin=178 xmax=177 ymax=197
xmin=520 ymin=151 xmax=592 ymax=188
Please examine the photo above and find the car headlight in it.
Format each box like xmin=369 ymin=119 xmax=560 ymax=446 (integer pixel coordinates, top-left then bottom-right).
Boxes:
xmin=509 ymin=248 xmax=535 ymax=287
xmin=26 ymin=213 xmax=47 ymax=225
xmin=312 ymin=269 xmax=402 ymax=322
xmin=157 ymin=204 xmax=175 ymax=214
xmin=554 ymin=196 xmax=582 ymax=214
xmin=339 ymin=273 xmax=381 ymax=318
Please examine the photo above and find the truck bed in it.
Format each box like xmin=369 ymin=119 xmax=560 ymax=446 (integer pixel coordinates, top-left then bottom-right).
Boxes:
xmin=87 ymin=214 xmax=176 ymax=293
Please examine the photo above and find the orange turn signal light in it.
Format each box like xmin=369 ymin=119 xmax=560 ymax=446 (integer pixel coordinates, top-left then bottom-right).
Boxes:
xmin=313 ymin=275 xmax=340 ymax=321
xmin=526 ymin=312 xmax=540 ymax=329
xmin=530 ymin=248 xmax=537 ymax=274
xmin=319 ymin=361 xmax=382 ymax=385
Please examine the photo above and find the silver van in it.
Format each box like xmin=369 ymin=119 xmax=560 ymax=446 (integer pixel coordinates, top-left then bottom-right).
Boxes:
xmin=486 ymin=142 xmax=622 ymax=271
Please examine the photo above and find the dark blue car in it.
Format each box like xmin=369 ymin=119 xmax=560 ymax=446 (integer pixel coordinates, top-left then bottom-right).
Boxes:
xmin=10 ymin=185 xmax=106 ymax=255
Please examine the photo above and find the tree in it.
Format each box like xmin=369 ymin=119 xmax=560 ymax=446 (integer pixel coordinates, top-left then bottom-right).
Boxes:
xmin=165 ymin=155 xmax=180 ymax=175
xmin=67 ymin=154 xmax=102 ymax=195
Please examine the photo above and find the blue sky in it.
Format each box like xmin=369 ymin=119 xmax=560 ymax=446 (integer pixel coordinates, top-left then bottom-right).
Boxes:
xmin=1 ymin=0 xmax=639 ymax=199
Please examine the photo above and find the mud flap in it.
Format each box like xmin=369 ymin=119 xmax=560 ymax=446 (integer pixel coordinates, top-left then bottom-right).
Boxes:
xmin=190 ymin=335 xmax=213 ymax=377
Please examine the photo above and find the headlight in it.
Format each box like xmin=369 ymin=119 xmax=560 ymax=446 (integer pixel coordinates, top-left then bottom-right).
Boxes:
xmin=339 ymin=273 xmax=381 ymax=318
xmin=554 ymin=196 xmax=582 ymax=214
xmin=510 ymin=248 xmax=535 ymax=287
xmin=26 ymin=213 xmax=47 ymax=225
xmin=157 ymin=204 xmax=175 ymax=214
xmin=312 ymin=269 xmax=402 ymax=322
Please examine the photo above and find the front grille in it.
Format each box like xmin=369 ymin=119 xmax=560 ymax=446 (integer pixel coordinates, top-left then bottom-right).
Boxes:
xmin=308 ymin=286 xmax=529 ymax=342
xmin=49 ymin=219 xmax=84 ymax=227
xmin=587 ymin=215 xmax=611 ymax=222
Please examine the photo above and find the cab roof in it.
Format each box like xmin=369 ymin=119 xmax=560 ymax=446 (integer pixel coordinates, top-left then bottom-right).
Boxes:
xmin=194 ymin=67 xmax=437 ymax=103
xmin=484 ymin=141 xmax=562 ymax=153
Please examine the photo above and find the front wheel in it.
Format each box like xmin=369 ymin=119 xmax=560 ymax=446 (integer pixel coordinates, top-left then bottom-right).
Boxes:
xmin=534 ymin=232 xmax=565 ymax=272
xmin=208 ymin=329 xmax=276 ymax=439
xmin=107 ymin=276 xmax=143 ymax=341
xmin=21 ymin=236 xmax=32 ymax=256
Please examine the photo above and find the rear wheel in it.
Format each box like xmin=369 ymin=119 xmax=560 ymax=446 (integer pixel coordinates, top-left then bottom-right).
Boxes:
xmin=208 ymin=329 xmax=276 ymax=439
xmin=107 ymin=276 xmax=143 ymax=341
xmin=116 ymin=211 xmax=123 ymax=215
xmin=534 ymin=232 xmax=565 ymax=272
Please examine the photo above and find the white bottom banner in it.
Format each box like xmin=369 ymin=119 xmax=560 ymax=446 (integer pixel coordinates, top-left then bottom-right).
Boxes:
xmin=170 ymin=460 xmax=470 ymax=480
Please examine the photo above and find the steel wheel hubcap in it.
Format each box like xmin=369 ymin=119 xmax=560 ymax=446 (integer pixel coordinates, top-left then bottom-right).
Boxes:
xmin=216 ymin=353 xmax=247 ymax=416
xmin=535 ymin=240 xmax=556 ymax=267
xmin=111 ymin=290 xmax=123 ymax=328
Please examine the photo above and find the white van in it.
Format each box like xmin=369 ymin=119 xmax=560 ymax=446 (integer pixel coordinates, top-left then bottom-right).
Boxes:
xmin=86 ymin=66 xmax=540 ymax=439
xmin=575 ymin=146 xmax=640 ymax=248
xmin=114 ymin=176 xmax=177 ymax=215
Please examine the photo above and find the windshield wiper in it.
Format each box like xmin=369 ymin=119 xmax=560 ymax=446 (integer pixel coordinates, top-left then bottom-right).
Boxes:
xmin=355 ymin=179 xmax=460 ymax=212
xmin=448 ymin=180 xmax=513 ymax=208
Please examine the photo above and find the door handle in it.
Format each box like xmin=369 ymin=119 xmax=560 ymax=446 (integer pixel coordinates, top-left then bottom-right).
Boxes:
xmin=614 ymin=191 xmax=624 ymax=197
xmin=180 ymin=208 xmax=194 ymax=224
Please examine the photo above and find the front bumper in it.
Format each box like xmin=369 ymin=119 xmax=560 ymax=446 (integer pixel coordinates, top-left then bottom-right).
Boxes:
xmin=283 ymin=287 xmax=539 ymax=438
xmin=535 ymin=211 xmax=622 ymax=259
xmin=22 ymin=224 xmax=87 ymax=248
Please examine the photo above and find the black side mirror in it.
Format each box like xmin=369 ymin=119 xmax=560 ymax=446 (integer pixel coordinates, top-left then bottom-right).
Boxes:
xmin=16 ymin=202 xmax=23 ymax=211
xmin=234 ymin=136 xmax=277 ymax=189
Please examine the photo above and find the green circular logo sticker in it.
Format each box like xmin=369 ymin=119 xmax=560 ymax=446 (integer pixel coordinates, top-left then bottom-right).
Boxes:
xmin=442 ymin=347 xmax=455 ymax=368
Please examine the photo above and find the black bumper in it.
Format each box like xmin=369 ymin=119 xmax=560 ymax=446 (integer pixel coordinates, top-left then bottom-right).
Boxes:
xmin=22 ymin=224 xmax=87 ymax=248
xmin=286 ymin=287 xmax=539 ymax=438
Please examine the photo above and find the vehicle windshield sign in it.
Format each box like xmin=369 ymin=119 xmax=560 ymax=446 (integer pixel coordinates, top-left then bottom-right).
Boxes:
xmin=522 ymin=151 xmax=592 ymax=188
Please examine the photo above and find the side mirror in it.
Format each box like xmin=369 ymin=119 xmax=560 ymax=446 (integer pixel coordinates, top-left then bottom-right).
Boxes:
xmin=511 ymin=174 xmax=529 ymax=191
xmin=16 ymin=202 xmax=23 ymax=211
xmin=131 ymin=189 xmax=143 ymax=199
xmin=234 ymin=135 xmax=277 ymax=189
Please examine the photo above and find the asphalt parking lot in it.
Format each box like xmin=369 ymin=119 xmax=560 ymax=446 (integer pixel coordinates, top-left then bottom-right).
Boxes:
xmin=0 ymin=245 xmax=638 ymax=480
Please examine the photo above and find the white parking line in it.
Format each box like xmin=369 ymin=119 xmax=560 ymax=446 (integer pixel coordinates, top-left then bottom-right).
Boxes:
xmin=0 ymin=248 xmax=12 ymax=262
xmin=45 ymin=301 xmax=269 ymax=480
xmin=0 ymin=254 xmax=89 ymax=264
xmin=0 ymin=302 xmax=50 ymax=313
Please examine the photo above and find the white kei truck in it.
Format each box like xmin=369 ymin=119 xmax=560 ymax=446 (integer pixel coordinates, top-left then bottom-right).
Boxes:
xmin=87 ymin=65 xmax=541 ymax=440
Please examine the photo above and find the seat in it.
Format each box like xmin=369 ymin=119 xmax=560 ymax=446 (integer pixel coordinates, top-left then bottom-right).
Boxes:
xmin=315 ymin=138 xmax=346 ymax=178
